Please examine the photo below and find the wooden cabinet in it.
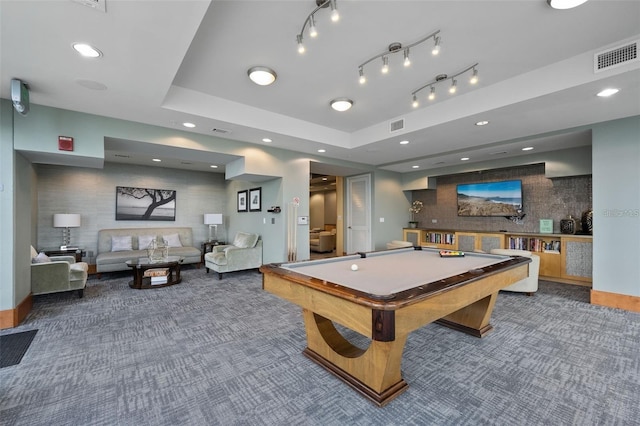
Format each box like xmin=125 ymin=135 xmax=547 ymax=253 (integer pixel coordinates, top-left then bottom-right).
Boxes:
xmin=506 ymin=233 xmax=592 ymax=286
xmin=401 ymin=229 xmax=592 ymax=286
xmin=456 ymin=232 xmax=504 ymax=253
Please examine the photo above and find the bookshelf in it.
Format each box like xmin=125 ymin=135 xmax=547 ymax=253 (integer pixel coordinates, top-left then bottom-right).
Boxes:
xmin=402 ymin=228 xmax=592 ymax=286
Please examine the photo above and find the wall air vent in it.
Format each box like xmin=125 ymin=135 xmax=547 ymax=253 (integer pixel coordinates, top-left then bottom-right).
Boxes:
xmin=211 ymin=128 xmax=231 ymax=134
xmin=114 ymin=154 xmax=130 ymax=158
xmin=389 ymin=119 xmax=405 ymax=133
xmin=594 ymin=41 xmax=638 ymax=73
xmin=71 ymin=0 xmax=106 ymax=12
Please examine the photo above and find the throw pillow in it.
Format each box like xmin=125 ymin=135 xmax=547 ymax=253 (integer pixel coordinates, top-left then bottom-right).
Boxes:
xmin=33 ymin=252 xmax=52 ymax=263
xmin=233 ymin=232 xmax=259 ymax=248
xmin=163 ymin=233 xmax=182 ymax=247
xmin=138 ymin=234 xmax=156 ymax=250
xmin=111 ymin=235 xmax=133 ymax=252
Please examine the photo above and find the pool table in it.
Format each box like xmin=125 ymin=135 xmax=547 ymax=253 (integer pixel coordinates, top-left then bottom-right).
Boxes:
xmin=260 ymin=247 xmax=531 ymax=406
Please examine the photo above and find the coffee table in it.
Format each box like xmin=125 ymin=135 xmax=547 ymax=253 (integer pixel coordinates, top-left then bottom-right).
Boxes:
xmin=126 ymin=256 xmax=183 ymax=289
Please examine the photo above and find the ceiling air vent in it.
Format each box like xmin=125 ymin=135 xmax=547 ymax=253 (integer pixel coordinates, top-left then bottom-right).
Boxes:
xmin=211 ymin=128 xmax=231 ymax=135
xmin=389 ymin=119 xmax=404 ymax=133
xmin=594 ymin=41 xmax=638 ymax=73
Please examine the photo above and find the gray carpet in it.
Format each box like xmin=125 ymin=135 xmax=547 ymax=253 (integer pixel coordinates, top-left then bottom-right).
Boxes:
xmin=0 ymin=267 xmax=639 ymax=426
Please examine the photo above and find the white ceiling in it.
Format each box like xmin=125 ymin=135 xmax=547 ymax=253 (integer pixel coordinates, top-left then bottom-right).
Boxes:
xmin=2 ymin=0 xmax=639 ymax=176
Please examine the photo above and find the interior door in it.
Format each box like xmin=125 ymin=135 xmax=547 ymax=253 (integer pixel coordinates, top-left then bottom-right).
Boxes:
xmin=346 ymin=174 xmax=371 ymax=254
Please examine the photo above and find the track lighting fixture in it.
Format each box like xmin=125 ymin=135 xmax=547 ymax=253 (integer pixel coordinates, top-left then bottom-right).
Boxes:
xmin=296 ymin=0 xmax=339 ymax=54
xmin=357 ymin=30 xmax=441 ymax=84
xmin=410 ymin=63 xmax=479 ymax=107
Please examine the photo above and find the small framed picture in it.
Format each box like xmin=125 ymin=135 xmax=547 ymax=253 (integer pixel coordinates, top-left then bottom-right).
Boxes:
xmin=249 ymin=187 xmax=262 ymax=212
xmin=237 ymin=190 xmax=248 ymax=212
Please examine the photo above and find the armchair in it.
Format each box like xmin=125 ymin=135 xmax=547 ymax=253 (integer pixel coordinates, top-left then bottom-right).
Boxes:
xmin=490 ymin=248 xmax=540 ymax=296
xmin=310 ymin=230 xmax=336 ymax=253
xmin=204 ymin=232 xmax=262 ymax=279
xmin=30 ymin=246 xmax=88 ymax=298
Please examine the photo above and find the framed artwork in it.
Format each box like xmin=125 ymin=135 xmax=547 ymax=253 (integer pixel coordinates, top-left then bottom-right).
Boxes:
xmin=116 ymin=186 xmax=176 ymax=221
xmin=249 ymin=187 xmax=262 ymax=212
xmin=237 ymin=190 xmax=248 ymax=212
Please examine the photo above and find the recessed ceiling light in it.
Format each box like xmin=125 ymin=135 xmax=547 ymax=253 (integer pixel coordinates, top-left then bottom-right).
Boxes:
xmin=412 ymin=165 xmax=419 ymax=169
xmin=152 ymin=158 xmax=161 ymax=162
xmin=522 ymin=147 xmax=534 ymax=151
xmin=330 ymin=98 xmax=353 ymax=112
xmin=183 ymin=122 xmax=196 ymax=128
xmin=247 ymin=66 xmax=277 ymax=86
xmin=461 ymin=157 xmax=470 ymax=161
xmin=210 ymin=165 xmax=218 ymax=168
xmin=317 ymin=149 xmax=326 ymax=153
xmin=547 ymin=0 xmax=589 ymax=10
xmin=400 ymin=140 xmax=409 ymax=145
xmin=597 ymin=88 xmax=619 ymax=97
xmin=322 ymin=177 xmax=328 ymax=181
xmin=72 ymin=42 xmax=102 ymax=58
xmin=475 ymin=120 xmax=489 ymax=126
xmin=262 ymin=138 xmax=272 ymax=143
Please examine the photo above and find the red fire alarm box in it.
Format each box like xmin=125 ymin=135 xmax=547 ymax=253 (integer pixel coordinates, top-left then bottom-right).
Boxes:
xmin=58 ymin=136 xmax=74 ymax=151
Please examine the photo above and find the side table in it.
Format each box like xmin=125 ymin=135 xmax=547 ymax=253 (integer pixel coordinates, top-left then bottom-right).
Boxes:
xmin=40 ymin=247 xmax=84 ymax=263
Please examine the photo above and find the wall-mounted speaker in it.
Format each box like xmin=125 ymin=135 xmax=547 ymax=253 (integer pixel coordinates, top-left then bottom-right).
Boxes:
xmin=11 ymin=79 xmax=30 ymax=116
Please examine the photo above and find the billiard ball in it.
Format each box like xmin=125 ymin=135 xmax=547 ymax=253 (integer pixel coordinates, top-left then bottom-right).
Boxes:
xmin=351 ymin=264 xmax=358 ymax=271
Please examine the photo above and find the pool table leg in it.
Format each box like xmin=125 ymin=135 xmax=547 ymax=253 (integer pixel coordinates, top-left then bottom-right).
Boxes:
xmin=301 ymin=310 xmax=408 ymax=407
xmin=436 ymin=292 xmax=498 ymax=338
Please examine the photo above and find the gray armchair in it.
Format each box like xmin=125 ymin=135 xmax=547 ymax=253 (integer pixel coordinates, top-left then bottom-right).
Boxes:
xmin=204 ymin=232 xmax=262 ymax=279
xmin=31 ymin=246 xmax=88 ymax=298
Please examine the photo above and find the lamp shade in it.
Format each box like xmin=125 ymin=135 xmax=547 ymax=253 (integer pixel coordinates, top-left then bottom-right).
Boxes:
xmin=53 ymin=214 xmax=81 ymax=228
xmin=204 ymin=213 xmax=223 ymax=225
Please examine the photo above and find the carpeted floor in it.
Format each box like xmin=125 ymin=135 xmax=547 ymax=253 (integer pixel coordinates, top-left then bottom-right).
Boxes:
xmin=0 ymin=267 xmax=639 ymax=426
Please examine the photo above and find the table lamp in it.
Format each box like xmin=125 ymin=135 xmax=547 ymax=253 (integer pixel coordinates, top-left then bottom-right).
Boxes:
xmin=204 ymin=213 xmax=223 ymax=242
xmin=53 ymin=213 xmax=81 ymax=249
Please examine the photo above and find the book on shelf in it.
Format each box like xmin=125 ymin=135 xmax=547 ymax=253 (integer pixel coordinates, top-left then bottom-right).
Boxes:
xmin=143 ymin=268 xmax=169 ymax=277
xmin=150 ymin=276 xmax=168 ymax=285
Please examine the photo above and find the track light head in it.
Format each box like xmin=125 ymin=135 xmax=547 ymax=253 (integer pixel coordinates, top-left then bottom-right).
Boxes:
xmin=297 ymin=34 xmax=305 ymax=54
xmin=412 ymin=94 xmax=419 ymax=108
xmin=432 ymin=36 xmax=441 ymax=55
xmin=403 ymin=49 xmax=411 ymax=67
xmin=470 ymin=68 xmax=478 ymax=84
xmin=309 ymin=15 xmax=318 ymax=38
xmin=449 ymin=79 xmax=457 ymax=94
xmin=381 ymin=56 xmax=389 ymax=74
xmin=330 ymin=0 xmax=339 ymax=21
xmin=358 ymin=67 xmax=366 ymax=85
xmin=428 ymin=86 xmax=436 ymax=100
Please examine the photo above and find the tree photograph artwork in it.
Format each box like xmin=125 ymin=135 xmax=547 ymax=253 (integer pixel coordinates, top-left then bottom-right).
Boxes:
xmin=116 ymin=186 xmax=176 ymax=221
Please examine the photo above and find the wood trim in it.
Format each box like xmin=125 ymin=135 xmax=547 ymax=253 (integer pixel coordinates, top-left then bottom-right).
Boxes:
xmin=0 ymin=293 xmax=33 ymax=329
xmin=591 ymin=289 xmax=640 ymax=313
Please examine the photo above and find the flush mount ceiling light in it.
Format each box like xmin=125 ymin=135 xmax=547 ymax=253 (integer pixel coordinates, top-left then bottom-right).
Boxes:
xmin=522 ymin=147 xmax=534 ymax=151
xmin=358 ymin=30 xmax=441 ymax=85
xmin=411 ymin=63 xmax=479 ymax=108
xmin=547 ymin=0 xmax=589 ymax=9
xmin=330 ymin=98 xmax=353 ymax=112
xmin=247 ymin=66 xmax=277 ymax=86
xmin=597 ymin=88 xmax=619 ymax=97
xmin=400 ymin=140 xmax=409 ymax=145
xmin=262 ymin=138 xmax=272 ymax=143
xmin=475 ymin=120 xmax=489 ymax=126
xmin=72 ymin=42 xmax=102 ymax=58
xmin=297 ymin=0 xmax=339 ymax=54
xmin=182 ymin=122 xmax=196 ymax=128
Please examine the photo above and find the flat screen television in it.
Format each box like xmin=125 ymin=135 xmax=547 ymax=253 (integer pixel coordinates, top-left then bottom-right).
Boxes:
xmin=457 ymin=180 xmax=523 ymax=217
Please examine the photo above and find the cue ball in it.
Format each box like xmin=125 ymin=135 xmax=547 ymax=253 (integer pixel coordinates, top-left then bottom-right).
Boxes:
xmin=351 ymin=264 xmax=359 ymax=271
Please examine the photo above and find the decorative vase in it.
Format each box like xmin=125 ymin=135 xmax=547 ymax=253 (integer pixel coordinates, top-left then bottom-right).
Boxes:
xmin=581 ymin=208 xmax=593 ymax=234
xmin=560 ymin=215 xmax=577 ymax=235
xmin=408 ymin=221 xmax=418 ymax=229
xmin=147 ymin=239 xmax=169 ymax=263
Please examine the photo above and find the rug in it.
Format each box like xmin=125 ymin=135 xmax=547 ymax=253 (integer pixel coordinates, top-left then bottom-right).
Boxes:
xmin=0 ymin=329 xmax=37 ymax=368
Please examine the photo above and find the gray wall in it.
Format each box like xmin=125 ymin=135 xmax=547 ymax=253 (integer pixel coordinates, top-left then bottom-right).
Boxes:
xmin=411 ymin=163 xmax=592 ymax=234
xmin=592 ymin=116 xmax=639 ymax=297
xmin=35 ymin=163 xmax=226 ymax=259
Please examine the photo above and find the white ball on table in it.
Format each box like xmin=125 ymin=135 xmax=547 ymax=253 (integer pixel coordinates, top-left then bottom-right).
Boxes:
xmin=351 ymin=264 xmax=359 ymax=271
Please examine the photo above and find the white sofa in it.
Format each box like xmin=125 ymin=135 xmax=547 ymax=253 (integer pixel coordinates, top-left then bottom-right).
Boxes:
xmin=490 ymin=248 xmax=540 ymax=295
xmin=96 ymin=227 xmax=201 ymax=273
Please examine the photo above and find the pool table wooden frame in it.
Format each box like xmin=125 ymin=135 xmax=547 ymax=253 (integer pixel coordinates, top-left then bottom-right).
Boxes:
xmin=260 ymin=248 xmax=530 ymax=406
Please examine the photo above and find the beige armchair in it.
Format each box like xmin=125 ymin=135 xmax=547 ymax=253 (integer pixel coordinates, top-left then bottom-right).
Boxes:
xmin=205 ymin=232 xmax=262 ymax=279
xmin=490 ymin=248 xmax=540 ymax=296
xmin=310 ymin=231 xmax=336 ymax=253
xmin=30 ymin=246 xmax=88 ymax=298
